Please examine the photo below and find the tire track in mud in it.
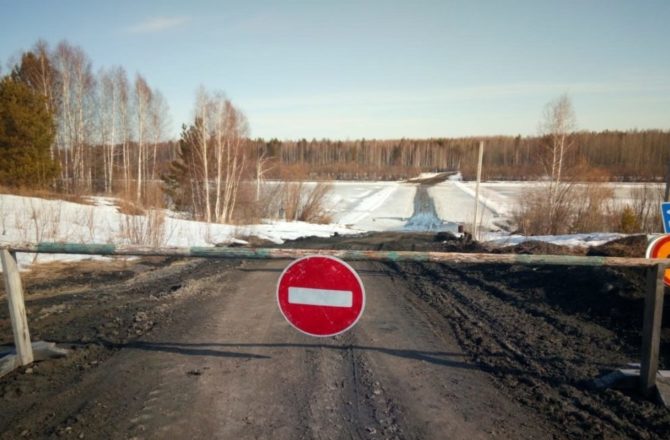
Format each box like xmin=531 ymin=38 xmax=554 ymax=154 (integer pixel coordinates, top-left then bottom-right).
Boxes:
xmin=386 ymin=261 xmax=669 ymax=440
xmin=114 ymin=260 xmax=399 ymax=440
xmin=349 ymin=261 xmax=556 ymax=440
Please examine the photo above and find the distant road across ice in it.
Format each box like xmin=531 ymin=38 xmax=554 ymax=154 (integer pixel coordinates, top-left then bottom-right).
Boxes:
xmin=329 ymin=182 xmax=416 ymax=231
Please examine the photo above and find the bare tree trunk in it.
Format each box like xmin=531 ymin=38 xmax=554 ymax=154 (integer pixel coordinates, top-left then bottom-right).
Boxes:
xmin=541 ymin=94 xmax=576 ymax=234
xmin=228 ymin=152 xmax=245 ymax=222
xmin=134 ymin=75 xmax=152 ymax=202
xmin=149 ymin=91 xmax=169 ymax=184
xmin=214 ymin=99 xmax=224 ymax=222
xmin=194 ymin=88 xmax=212 ymax=223
xmin=113 ymin=68 xmax=130 ymax=195
xmin=201 ymin=109 xmax=211 ymax=223
xmin=109 ymin=85 xmax=116 ymax=193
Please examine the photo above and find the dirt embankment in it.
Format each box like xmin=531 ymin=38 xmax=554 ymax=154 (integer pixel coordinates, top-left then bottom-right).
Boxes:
xmin=388 ymin=260 xmax=670 ymax=438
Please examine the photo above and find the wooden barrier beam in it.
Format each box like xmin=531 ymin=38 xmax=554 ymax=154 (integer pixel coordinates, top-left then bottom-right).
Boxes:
xmin=640 ymin=263 xmax=666 ymax=396
xmin=3 ymin=242 xmax=670 ymax=268
xmin=2 ymin=240 xmax=669 ymax=401
xmin=0 ymin=249 xmax=33 ymax=366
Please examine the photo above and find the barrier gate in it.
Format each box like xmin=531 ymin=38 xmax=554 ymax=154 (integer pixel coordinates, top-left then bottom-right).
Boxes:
xmin=1 ymin=242 xmax=668 ymax=399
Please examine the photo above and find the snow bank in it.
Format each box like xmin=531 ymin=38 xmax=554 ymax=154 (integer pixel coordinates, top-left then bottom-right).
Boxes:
xmin=482 ymin=232 xmax=626 ymax=248
xmin=0 ymin=193 xmax=353 ymax=269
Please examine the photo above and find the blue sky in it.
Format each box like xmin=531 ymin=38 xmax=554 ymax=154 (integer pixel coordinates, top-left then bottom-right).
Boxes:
xmin=1 ymin=0 xmax=668 ymax=140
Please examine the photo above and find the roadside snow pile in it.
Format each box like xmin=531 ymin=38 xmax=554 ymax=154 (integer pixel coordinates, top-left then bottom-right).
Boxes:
xmin=483 ymin=232 xmax=627 ymax=248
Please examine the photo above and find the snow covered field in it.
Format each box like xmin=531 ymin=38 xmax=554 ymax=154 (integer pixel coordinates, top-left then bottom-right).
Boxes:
xmin=1 ymin=179 xmax=661 ymax=268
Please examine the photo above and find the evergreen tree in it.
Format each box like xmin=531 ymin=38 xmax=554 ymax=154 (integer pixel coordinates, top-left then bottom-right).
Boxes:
xmin=162 ymin=121 xmax=202 ymax=214
xmin=0 ymin=76 xmax=59 ymax=187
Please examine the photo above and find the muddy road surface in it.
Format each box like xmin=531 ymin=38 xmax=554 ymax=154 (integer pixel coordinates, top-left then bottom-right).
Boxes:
xmin=1 ymin=235 xmax=669 ymax=439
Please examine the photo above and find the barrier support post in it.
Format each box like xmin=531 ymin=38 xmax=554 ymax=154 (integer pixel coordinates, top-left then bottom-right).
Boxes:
xmin=1 ymin=250 xmax=33 ymax=366
xmin=640 ymin=263 xmax=666 ymax=396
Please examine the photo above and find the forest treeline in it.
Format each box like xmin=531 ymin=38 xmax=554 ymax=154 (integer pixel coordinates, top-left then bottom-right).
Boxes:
xmin=2 ymin=38 xmax=669 ymax=236
xmin=251 ymin=130 xmax=670 ymax=181
xmin=3 ymin=39 xmax=668 ymax=201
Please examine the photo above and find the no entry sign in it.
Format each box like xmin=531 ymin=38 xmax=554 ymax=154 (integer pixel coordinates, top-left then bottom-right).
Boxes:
xmin=277 ymin=256 xmax=365 ymax=337
xmin=646 ymin=235 xmax=670 ymax=286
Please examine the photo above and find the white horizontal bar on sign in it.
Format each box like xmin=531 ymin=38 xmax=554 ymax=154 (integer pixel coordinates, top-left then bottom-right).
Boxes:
xmin=288 ymin=287 xmax=353 ymax=308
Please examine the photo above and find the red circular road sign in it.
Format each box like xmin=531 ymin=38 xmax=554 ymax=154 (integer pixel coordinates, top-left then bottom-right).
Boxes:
xmin=646 ymin=235 xmax=670 ymax=286
xmin=277 ymin=256 xmax=365 ymax=337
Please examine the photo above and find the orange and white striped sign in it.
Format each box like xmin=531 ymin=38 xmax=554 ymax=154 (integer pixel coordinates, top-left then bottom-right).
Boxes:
xmin=645 ymin=235 xmax=670 ymax=286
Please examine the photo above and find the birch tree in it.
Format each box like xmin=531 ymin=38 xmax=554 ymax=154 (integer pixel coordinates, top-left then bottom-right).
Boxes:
xmin=149 ymin=90 xmax=169 ymax=182
xmin=207 ymin=92 xmax=248 ymax=223
xmin=541 ymin=94 xmax=576 ymax=186
xmin=194 ymin=87 xmax=212 ymax=222
xmin=115 ymin=67 xmax=131 ymax=194
xmin=98 ymin=68 xmax=117 ymax=193
xmin=165 ymin=89 xmax=249 ymax=223
xmin=217 ymin=99 xmax=248 ymax=223
xmin=134 ymin=74 xmax=152 ymax=201
xmin=53 ymin=41 xmax=95 ymax=192
xmin=539 ymin=93 xmax=577 ymax=233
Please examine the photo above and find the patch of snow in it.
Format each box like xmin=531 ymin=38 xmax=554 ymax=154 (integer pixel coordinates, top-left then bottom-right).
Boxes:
xmin=0 ymin=193 xmax=356 ymax=270
xmin=483 ymin=232 xmax=626 ymax=248
xmin=450 ymin=181 xmax=509 ymax=216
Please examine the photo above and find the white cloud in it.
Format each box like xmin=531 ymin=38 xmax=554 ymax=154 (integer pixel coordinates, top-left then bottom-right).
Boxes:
xmin=125 ymin=16 xmax=189 ymax=34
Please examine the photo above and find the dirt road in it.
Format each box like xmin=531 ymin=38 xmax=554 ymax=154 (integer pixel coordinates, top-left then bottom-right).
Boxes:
xmin=2 ymin=258 xmax=559 ymax=439
xmin=2 ymin=235 xmax=669 ymax=439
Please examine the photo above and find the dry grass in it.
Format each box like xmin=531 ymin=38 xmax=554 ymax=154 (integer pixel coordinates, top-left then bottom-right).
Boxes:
xmin=513 ymin=183 xmax=575 ymax=235
xmin=283 ymin=182 xmax=303 ymax=221
xmin=629 ymin=183 xmax=664 ymax=233
xmin=298 ymin=182 xmax=332 ymax=223
xmin=278 ymin=182 xmax=332 ymax=224
xmin=570 ymin=184 xmax=615 ymax=232
xmin=228 ymin=183 xmax=267 ymax=224
xmin=120 ymin=209 xmax=168 ymax=247
xmin=0 ymin=185 xmax=91 ymax=205
xmin=513 ymin=181 xmax=665 ymax=235
xmin=22 ymin=259 xmax=131 ymax=282
xmin=113 ymin=181 xmax=167 ymax=216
